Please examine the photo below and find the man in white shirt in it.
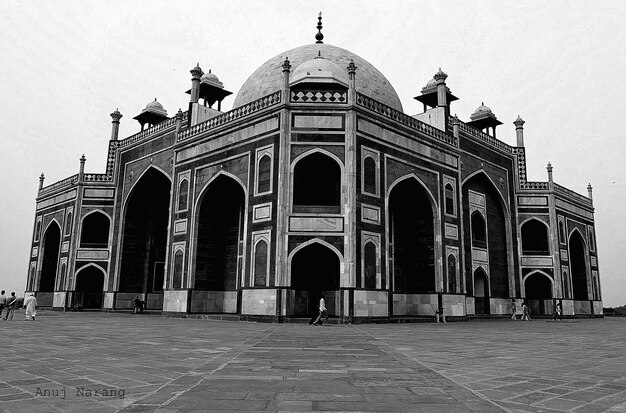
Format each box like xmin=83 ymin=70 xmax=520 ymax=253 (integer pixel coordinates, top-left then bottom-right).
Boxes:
xmin=313 ymin=296 xmax=329 ymax=326
xmin=24 ymin=294 xmax=37 ymax=320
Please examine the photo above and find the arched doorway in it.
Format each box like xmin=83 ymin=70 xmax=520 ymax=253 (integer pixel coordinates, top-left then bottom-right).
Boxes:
xmin=119 ymin=168 xmax=170 ymax=294
xmin=462 ymin=173 xmax=509 ymax=299
xmin=194 ymin=175 xmax=245 ymax=312
xmin=521 ymin=219 xmax=550 ymax=255
xmin=40 ymin=222 xmax=61 ymax=292
xmin=290 ymin=242 xmax=340 ymax=317
xmin=570 ymin=231 xmax=588 ymax=300
xmin=80 ymin=211 xmax=110 ymax=248
xmin=474 ymin=268 xmax=489 ymax=315
xmin=389 ymin=178 xmax=435 ymax=295
xmin=525 ymin=271 xmax=552 ymax=315
xmin=74 ymin=266 xmax=105 ymax=309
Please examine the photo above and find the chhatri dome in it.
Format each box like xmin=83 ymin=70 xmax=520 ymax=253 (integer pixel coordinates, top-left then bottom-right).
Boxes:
xmin=233 ymin=42 xmax=403 ymax=111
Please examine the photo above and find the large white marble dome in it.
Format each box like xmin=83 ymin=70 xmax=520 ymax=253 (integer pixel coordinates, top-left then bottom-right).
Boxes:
xmin=233 ymin=43 xmax=403 ymax=112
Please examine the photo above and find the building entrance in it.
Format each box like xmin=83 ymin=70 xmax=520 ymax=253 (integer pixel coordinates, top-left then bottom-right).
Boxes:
xmin=74 ymin=266 xmax=105 ymax=309
xmin=291 ymin=243 xmax=340 ymax=317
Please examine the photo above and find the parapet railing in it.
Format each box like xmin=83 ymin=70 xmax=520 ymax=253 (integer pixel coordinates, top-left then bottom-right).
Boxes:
xmin=38 ymin=174 xmax=79 ymax=197
xmin=119 ymin=111 xmax=189 ymax=148
xmin=519 ymin=181 xmax=549 ymax=190
xmin=178 ymin=91 xmax=282 ymax=142
xmin=356 ymin=93 xmax=457 ymax=147
xmin=455 ymin=118 xmax=514 ymax=154
xmin=554 ymin=183 xmax=593 ymax=207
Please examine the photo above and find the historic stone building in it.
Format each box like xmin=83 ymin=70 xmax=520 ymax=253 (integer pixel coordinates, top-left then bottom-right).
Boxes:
xmin=26 ymin=18 xmax=602 ymax=320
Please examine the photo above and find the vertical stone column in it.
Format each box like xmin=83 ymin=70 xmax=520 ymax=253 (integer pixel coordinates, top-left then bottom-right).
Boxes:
xmin=189 ymin=63 xmax=202 ymax=104
xmin=514 ymin=116 xmax=525 ymax=147
xmin=546 ymin=162 xmax=561 ymax=298
xmin=110 ymin=109 xmax=122 ymax=141
xmin=38 ymin=173 xmax=45 ymax=191
xmin=587 ymin=183 xmax=593 ymax=202
xmin=175 ymin=109 xmax=183 ymax=134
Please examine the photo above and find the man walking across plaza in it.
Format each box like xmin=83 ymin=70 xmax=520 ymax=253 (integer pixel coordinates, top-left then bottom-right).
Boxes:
xmin=521 ymin=302 xmax=531 ymax=321
xmin=511 ymin=299 xmax=517 ymax=320
xmin=313 ymin=296 xmax=329 ymax=326
xmin=24 ymin=293 xmax=37 ymax=321
xmin=3 ymin=292 xmax=17 ymax=321
xmin=552 ymin=300 xmax=562 ymax=321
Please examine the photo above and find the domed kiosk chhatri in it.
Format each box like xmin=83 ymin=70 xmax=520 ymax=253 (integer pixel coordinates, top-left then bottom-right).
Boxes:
xmin=27 ymin=15 xmax=602 ymax=321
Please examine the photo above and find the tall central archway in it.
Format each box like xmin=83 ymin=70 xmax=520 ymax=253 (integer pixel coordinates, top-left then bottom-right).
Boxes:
xmin=119 ymin=168 xmax=171 ymax=294
xmin=389 ymin=178 xmax=435 ymax=294
xmin=570 ymin=230 xmax=589 ymax=300
xmin=462 ymin=173 xmax=509 ymax=299
xmin=39 ymin=222 xmax=61 ymax=293
xmin=290 ymin=242 xmax=341 ymax=317
xmin=195 ymin=175 xmax=245 ymax=294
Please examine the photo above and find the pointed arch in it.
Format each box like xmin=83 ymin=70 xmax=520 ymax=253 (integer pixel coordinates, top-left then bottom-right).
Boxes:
xmin=74 ymin=263 xmax=106 ymax=309
xmin=387 ymin=174 xmax=440 ymax=295
xmin=122 ymin=165 xmax=173 ymax=209
xmin=291 ymin=148 xmax=344 ymax=214
xmin=39 ymin=220 xmax=62 ymax=292
xmin=79 ymin=210 xmax=111 ymax=248
xmin=521 ymin=218 xmax=550 ymax=256
xmin=569 ymin=228 xmax=589 ymax=300
xmin=461 ymin=170 xmax=510 ymax=215
xmin=523 ymin=269 xmax=554 ymax=299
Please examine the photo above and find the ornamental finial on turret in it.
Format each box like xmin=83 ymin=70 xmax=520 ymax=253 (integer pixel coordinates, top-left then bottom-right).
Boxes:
xmin=282 ymin=57 xmax=291 ymax=72
xmin=347 ymin=59 xmax=357 ymax=75
xmin=434 ymin=67 xmax=448 ymax=82
xmin=315 ymin=12 xmax=324 ymax=44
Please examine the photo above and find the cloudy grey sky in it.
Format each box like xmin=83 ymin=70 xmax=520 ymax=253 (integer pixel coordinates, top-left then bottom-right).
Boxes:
xmin=1 ymin=1 xmax=624 ymax=306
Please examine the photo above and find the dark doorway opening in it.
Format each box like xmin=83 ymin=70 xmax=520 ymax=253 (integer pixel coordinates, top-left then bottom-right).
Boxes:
xmin=474 ymin=268 xmax=489 ymax=315
xmin=119 ymin=168 xmax=170 ymax=293
xmin=40 ymin=222 xmax=61 ymax=292
xmin=389 ymin=178 xmax=435 ymax=294
xmin=75 ymin=266 xmax=105 ymax=309
xmin=525 ymin=272 xmax=552 ymax=314
xmin=195 ymin=175 xmax=245 ymax=292
xmin=291 ymin=243 xmax=340 ymax=317
xmin=293 ymin=152 xmax=341 ymax=214
xmin=570 ymin=231 xmax=588 ymax=300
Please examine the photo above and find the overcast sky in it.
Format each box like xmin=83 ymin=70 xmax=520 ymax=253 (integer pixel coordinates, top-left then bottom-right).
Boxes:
xmin=1 ymin=1 xmax=624 ymax=306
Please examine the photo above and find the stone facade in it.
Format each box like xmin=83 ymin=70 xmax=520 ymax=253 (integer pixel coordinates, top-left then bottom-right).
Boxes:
xmin=26 ymin=28 xmax=602 ymax=321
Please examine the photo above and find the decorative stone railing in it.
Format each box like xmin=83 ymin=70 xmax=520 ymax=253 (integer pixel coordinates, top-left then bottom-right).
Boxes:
xmin=455 ymin=118 xmax=513 ymax=154
xmin=291 ymin=89 xmax=347 ymax=104
xmin=119 ymin=112 xmax=189 ymax=148
xmin=519 ymin=181 xmax=549 ymax=190
xmin=178 ymin=91 xmax=282 ymax=142
xmin=554 ymin=183 xmax=593 ymax=207
xmin=38 ymin=174 xmax=79 ymax=197
xmin=84 ymin=174 xmax=111 ymax=182
xmin=356 ymin=93 xmax=457 ymax=147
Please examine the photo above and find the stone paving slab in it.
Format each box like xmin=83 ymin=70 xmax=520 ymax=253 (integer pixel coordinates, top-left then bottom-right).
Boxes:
xmin=0 ymin=312 xmax=625 ymax=412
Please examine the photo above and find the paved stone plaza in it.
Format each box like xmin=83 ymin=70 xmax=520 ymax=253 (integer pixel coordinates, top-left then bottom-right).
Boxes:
xmin=0 ymin=312 xmax=624 ymax=412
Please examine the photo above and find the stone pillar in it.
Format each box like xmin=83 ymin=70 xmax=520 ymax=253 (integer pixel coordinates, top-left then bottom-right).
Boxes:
xmin=175 ymin=109 xmax=183 ymax=133
xmin=514 ymin=115 xmax=525 ymax=147
xmin=547 ymin=162 xmax=554 ymax=191
xmin=587 ymin=183 xmax=593 ymax=201
xmin=110 ymin=109 xmax=122 ymax=141
xmin=347 ymin=60 xmax=357 ymax=104
xmin=434 ymin=68 xmax=448 ymax=108
xmin=79 ymin=154 xmax=86 ymax=182
xmin=190 ymin=63 xmax=202 ymax=104
xmin=451 ymin=114 xmax=460 ymax=141
xmin=282 ymin=57 xmax=291 ymax=103
xmin=38 ymin=173 xmax=45 ymax=191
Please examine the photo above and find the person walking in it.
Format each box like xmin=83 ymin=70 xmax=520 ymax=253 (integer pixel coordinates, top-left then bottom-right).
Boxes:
xmin=552 ymin=301 xmax=562 ymax=321
xmin=511 ymin=299 xmax=517 ymax=320
xmin=4 ymin=292 xmax=17 ymax=321
xmin=521 ymin=302 xmax=531 ymax=321
xmin=313 ymin=296 xmax=329 ymax=326
xmin=24 ymin=294 xmax=38 ymax=320
xmin=0 ymin=291 xmax=6 ymax=320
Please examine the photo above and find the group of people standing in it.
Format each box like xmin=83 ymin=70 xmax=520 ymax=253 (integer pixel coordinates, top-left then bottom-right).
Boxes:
xmin=0 ymin=291 xmax=37 ymax=321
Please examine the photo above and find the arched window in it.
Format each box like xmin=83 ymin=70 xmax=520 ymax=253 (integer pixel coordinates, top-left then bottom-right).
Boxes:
xmin=172 ymin=250 xmax=184 ymax=289
xmin=363 ymin=157 xmax=377 ymax=195
xmin=521 ymin=219 xmax=550 ymax=255
xmin=364 ymin=242 xmax=377 ymax=289
xmin=471 ymin=212 xmax=486 ymax=248
xmin=563 ymin=270 xmax=570 ymax=299
xmin=178 ymin=179 xmax=189 ymax=211
xmin=293 ymin=152 xmax=341 ymax=214
xmin=257 ymin=155 xmax=272 ymax=194
xmin=29 ymin=267 xmax=35 ymax=291
xmin=447 ymin=255 xmax=457 ymax=293
xmin=254 ymin=240 xmax=268 ymax=287
xmin=445 ymin=184 xmax=455 ymax=215
xmin=558 ymin=221 xmax=565 ymax=244
xmin=65 ymin=212 xmax=72 ymax=236
xmin=80 ymin=212 xmax=110 ymax=248
xmin=588 ymin=229 xmax=595 ymax=251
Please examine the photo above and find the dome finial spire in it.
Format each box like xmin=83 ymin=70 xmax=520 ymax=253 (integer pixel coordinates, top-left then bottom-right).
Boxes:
xmin=315 ymin=12 xmax=324 ymax=44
